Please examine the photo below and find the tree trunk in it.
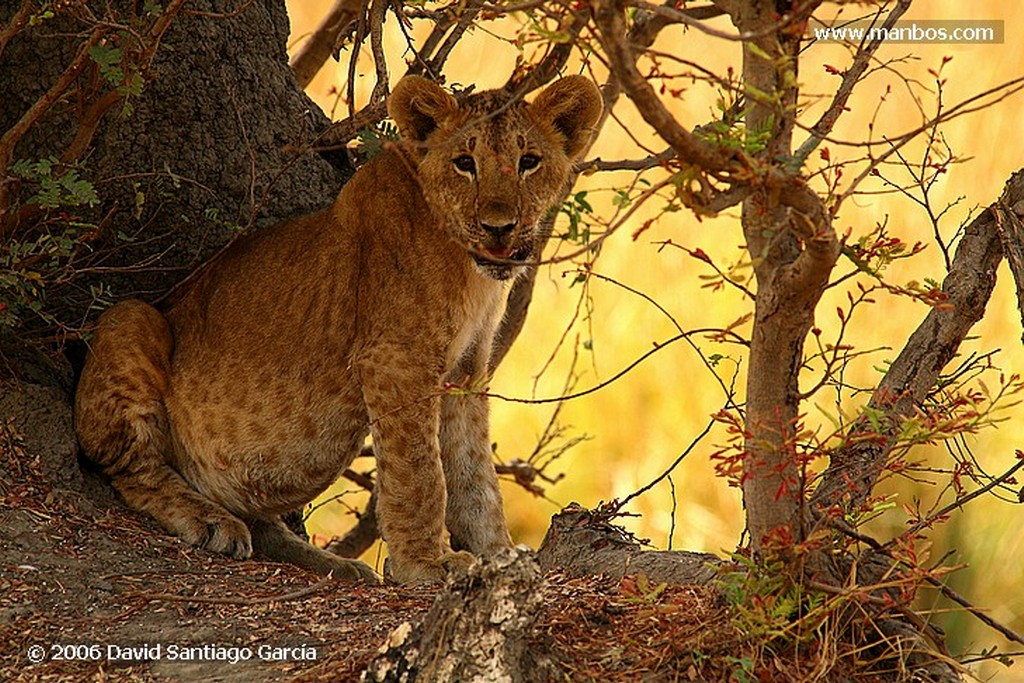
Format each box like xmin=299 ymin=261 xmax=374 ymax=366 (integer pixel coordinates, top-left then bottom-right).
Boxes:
xmin=1 ymin=0 xmax=349 ymax=354
xmin=1 ymin=1 xmax=363 ymax=509
xmin=730 ymin=0 xmax=837 ymax=551
xmin=364 ymin=549 xmax=557 ymax=683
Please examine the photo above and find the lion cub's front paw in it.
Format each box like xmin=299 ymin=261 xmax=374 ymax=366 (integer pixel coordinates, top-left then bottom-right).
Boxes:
xmin=388 ymin=550 xmax=477 ymax=584
xmin=440 ymin=550 xmax=476 ymax=575
xmin=330 ymin=558 xmax=381 ymax=583
xmin=178 ymin=512 xmax=252 ymax=560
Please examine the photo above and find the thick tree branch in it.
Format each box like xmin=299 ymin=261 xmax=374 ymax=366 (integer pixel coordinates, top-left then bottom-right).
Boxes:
xmin=424 ymin=0 xmax=485 ymax=77
xmin=0 ymin=0 xmax=33 ymax=59
xmin=994 ymin=196 xmax=1024 ymax=341
xmin=812 ymin=168 xmax=1024 ymax=511
xmin=742 ymin=191 xmax=836 ymax=547
xmin=590 ymin=0 xmax=736 ymax=173
xmin=289 ymin=0 xmax=366 ymax=88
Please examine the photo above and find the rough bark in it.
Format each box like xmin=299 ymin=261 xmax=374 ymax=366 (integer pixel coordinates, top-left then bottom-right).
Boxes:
xmin=1 ymin=0 xmax=350 ymax=353
xmin=994 ymin=189 xmax=1024 ymax=341
xmin=729 ymin=0 xmax=837 ymax=549
xmin=537 ymin=503 xmax=721 ymax=585
xmin=812 ymin=168 xmax=1024 ymax=512
xmin=364 ymin=548 xmax=557 ymax=683
xmin=1 ymin=0 xmax=350 ymax=498
xmin=362 ymin=508 xmax=725 ymax=682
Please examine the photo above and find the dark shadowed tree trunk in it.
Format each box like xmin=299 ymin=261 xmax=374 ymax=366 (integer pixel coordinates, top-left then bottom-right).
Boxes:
xmin=1 ymin=0 xmax=351 ymax=482
xmin=2 ymin=0 xmax=349 ymax=340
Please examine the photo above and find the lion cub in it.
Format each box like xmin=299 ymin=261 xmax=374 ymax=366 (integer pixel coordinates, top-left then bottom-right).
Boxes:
xmin=74 ymin=75 xmax=602 ymax=583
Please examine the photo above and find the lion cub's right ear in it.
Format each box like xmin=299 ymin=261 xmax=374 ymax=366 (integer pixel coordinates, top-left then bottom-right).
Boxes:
xmin=389 ymin=76 xmax=459 ymax=145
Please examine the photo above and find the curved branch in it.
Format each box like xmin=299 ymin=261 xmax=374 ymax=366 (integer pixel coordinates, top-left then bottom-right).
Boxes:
xmin=0 ymin=28 xmax=105 ymax=181
xmin=289 ymin=0 xmax=366 ymax=88
xmin=777 ymin=178 xmax=840 ymax=300
xmin=0 ymin=0 xmax=34 ymax=59
xmin=812 ymin=168 xmax=1024 ymax=511
xmin=591 ymin=0 xmax=736 ymax=172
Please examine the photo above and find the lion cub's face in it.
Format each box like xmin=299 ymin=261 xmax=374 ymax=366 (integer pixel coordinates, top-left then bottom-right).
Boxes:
xmin=389 ymin=76 xmax=602 ymax=280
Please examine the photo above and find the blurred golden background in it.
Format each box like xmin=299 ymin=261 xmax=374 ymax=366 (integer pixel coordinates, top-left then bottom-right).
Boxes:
xmin=287 ymin=2 xmax=1024 ymax=677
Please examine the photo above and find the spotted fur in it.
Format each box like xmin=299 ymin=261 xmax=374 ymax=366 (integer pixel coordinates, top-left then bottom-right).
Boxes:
xmin=74 ymin=75 xmax=602 ymax=583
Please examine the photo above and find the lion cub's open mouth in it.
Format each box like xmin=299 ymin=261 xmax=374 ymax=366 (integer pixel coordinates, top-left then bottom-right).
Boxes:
xmin=471 ymin=244 xmax=531 ymax=267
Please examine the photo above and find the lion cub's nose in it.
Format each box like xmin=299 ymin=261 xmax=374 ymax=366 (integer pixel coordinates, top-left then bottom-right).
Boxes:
xmin=482 ymin=223 xmax=515 ymax=239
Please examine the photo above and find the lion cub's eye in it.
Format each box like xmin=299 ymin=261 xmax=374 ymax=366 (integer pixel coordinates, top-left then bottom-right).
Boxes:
xmin=518 ymin=154 xmax=541 ymax=174
xmin=453 ymin=155 xmax=476 ymax=175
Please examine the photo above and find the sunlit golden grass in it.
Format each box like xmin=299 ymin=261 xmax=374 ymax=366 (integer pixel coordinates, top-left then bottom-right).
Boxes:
xmin=287 ymin=2 xmax=1024 ymax=678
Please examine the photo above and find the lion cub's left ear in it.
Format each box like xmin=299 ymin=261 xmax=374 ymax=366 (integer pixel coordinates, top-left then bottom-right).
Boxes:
xmin=389 ymin=76 xmax=459 ymax=144
xmin=529 ymin=76 xmax=603 ymax=160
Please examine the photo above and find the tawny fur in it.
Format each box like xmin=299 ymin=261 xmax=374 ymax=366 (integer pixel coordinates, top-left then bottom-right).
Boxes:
xmin=74 ymin=75 xmax=602 ymax=583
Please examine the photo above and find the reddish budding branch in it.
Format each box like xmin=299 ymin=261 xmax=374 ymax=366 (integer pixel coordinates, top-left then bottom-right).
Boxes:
xmin=588 ymin=0 xmax=1024 ymax=573
xmin=0 ymin=0 xmax=188 ymax=237
xmin=812 ymin=169 xmax=1024 ymax=516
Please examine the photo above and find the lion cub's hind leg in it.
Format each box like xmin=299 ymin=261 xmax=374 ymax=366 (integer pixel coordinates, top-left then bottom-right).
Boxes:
xmin=74 ymin=300 xmax=251 ymax=559
xmin=250 ymin=518 xmax=379 ymax=581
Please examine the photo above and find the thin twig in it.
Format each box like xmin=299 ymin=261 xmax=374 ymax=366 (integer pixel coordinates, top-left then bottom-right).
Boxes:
xmin=795 ymin=0 xmax=913 ymax=162
xmin=926 ymin=578 xmax=1024 ymax=647
xmin=487 ymin=329 xmax=744 ymax=406
xmin=0 ymin=0 xmax=33 ymax=59
xmin=837 ymin=75 xmax=1024 ymax=208
xmin=616 ymin=415 xmax=717 ymax=510
xmin=577 ymin=147 xmax=676 ymax=173
xmin=891 ymin=457 xmax=1024 ymax=545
